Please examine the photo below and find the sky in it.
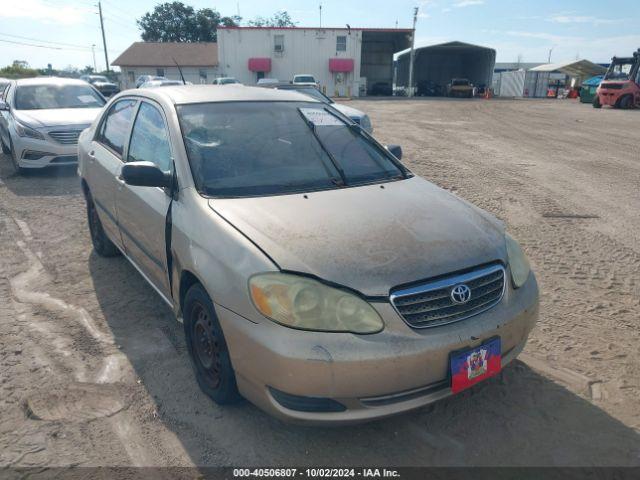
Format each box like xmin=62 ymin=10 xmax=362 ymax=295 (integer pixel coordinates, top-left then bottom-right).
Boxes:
xmin=0 ymin=0 xmax=639 ymax=71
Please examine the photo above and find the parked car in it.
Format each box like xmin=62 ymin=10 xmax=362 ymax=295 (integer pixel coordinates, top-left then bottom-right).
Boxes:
xmin=370 ymin=82 xmax=392 ymax=96
xmin=256 ymin=78 xmax=280 ymax=85
xmin=78 ymin=84 xmax=538 ymax=424
xmin=212 ymin=77 xmax=240 ymax=85
xmin=0 ymin=77 xmax=105 ymax=173
xmin=260 ymin=83 xmax=373 ymax=133
xmin=447 ymin=78 xmax=475 ymax=98
xmin=80 ymin=74 xmax=120 ymax=97
xmin=0 ymin=77 xmax=11 ymax=98
xmin=140 ymin=79 xmax=185 ymax=88
xmin=135 ymin=75 xmax=166 ymax=88
xmin=292 ymin=74 xmax=318 ymax=87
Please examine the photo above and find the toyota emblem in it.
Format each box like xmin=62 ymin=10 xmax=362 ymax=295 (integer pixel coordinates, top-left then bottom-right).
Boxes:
xmin=451 ymin=284 xmax=472 ymax=304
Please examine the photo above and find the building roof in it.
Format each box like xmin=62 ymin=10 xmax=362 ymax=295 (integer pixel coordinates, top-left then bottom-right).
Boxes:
xmin=396 ymin=41 xmax=496 ymax=58
xmin=112 ymin=42 xmax=218 ymax=67
xmin=529 ymin=60 xmax=606 ymax=78
xmin=219 ymin=26 xmax=413 ymax=32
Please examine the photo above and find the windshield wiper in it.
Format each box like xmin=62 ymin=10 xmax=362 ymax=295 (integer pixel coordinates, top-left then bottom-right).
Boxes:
xmin=297 ymin=108 xmax=347 ymax=187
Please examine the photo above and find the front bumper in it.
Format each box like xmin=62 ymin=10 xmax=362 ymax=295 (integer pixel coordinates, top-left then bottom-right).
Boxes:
xmin=12 ymin=134 xmax=78 ymax=168
xmin=217 ymin=273 xmax=539 ymax=424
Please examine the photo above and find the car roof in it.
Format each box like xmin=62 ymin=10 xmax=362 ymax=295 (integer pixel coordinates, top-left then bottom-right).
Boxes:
xmin=132 ymin=84 xmax=321 ymax=105
xmin=14 ymin=77 xmax=90 ymax=86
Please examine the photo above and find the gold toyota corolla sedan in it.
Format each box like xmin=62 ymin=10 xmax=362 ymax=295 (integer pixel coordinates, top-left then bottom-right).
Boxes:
xmin=77 ymin=85 xmax=538 ymax=424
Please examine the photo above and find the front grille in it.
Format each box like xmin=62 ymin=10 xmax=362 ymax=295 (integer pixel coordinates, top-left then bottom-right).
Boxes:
xmin=48 ymin=129 xmax=83 ymax=145
xmin=600 ymin=83 xmax=624 ymax=90
xmin=390 ymin=264 xmax=505 ymax=329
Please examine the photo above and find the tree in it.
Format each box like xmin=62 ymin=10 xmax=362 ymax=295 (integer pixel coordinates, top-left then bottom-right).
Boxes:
xmin=137 ymin=2 xmax=239 ymax=42
xmin=248 ymin=11 xmax=297 ymax=27
xmin=0 ymin=60 xmax=39 ymax=79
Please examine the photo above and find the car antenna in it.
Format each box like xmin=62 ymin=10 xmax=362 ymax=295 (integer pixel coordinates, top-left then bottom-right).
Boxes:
xmin=173 ymin=57 xmax=186 ymax=85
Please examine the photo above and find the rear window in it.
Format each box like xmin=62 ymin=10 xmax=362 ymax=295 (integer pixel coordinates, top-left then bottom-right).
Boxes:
xmin=15 ymin=84 xmax=105 ymax=110
xmin=295 ymin=76 xmax=315 ymax=83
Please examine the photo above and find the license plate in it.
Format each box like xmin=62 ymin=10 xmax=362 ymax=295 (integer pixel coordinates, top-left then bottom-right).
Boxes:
xmin=450 ymin=337 xmax=501 ymax=394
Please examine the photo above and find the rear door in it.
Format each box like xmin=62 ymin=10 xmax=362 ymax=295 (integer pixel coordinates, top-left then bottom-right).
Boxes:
xmin=87 ymin=98 xmax=138 ymax=248
xmin=115 ymin=100 xmax=174 ymax=297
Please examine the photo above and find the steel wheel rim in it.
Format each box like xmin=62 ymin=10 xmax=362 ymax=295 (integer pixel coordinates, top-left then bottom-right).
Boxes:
xmin=192 ymin=302 xmax=221 ymax=387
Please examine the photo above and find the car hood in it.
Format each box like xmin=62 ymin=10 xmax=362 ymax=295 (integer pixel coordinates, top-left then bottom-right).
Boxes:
xmin=13 ymin=108 xmax=103 ymax=128
xmin=209 ymin=176 xmax=506 ymax=296
xmin=332 ymin=102 xmax=365 ymax=119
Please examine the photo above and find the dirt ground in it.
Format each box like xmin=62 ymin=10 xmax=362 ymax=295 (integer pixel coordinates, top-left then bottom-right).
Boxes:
xmin=0 ymin=98 xmax=639 ymax=469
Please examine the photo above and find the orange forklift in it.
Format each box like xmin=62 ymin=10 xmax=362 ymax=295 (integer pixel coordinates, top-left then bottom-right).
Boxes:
xmin=593 ymin=48 xmax=640 ymax=109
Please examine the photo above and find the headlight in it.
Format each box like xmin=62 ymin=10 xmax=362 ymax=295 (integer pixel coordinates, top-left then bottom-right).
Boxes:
xmin=249 ymin=273 xmax=383 ymax=334
xmin=14 ymin=118 xmax=45 ymax=140
xmin=505 ymin=233 xmax=531 ymax=288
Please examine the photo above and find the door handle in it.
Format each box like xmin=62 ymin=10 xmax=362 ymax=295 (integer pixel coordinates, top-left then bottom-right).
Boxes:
xmin=88 ymin=150 xmax=96 ymax=162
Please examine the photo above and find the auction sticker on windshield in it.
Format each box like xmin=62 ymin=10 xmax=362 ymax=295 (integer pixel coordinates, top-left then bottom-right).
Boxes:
xmin=299 ymin=108 xmax=344 ymax=126
xmin=450 ymin=337 xmax=501 ymax=394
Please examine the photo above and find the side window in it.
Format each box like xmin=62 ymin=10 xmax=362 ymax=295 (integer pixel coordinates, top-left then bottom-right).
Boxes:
xmin=127 ymin=102 xmax=172 ymax=172
xmin=336 ymin=35 xmax=347 ymax=52
xmin=97 ymin=99 xmax=137 ymax=157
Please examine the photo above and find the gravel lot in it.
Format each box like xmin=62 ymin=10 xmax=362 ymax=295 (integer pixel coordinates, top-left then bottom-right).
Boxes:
xmin=0 ymin=98 xmax=639 ymax=468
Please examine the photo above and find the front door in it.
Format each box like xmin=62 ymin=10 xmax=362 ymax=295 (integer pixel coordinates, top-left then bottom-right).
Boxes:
xmin=115 ymin=100 xmax=174 ymax=297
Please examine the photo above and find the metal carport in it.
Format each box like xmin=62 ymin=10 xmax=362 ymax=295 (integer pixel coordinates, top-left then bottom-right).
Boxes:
xmin=396 ymin=41 xmax=496 ymax=94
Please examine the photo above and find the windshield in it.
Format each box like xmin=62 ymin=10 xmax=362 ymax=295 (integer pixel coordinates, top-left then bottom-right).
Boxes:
xmin=605 ymin=61 xmax=633 ymax=80
xmin=295 ymin=76 xmax=315 ymax=83
xmin=15 ymin=84 xmax=105 ymax=110
xmin=452 ymin=79 xmax=469 ymax=86
xmin=178 ymin=101 xmax=404 ymax=197
xmin=90 ymin=76 xmax=110 ymax=83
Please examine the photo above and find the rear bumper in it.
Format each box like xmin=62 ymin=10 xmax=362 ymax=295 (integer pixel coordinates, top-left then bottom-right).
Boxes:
xmin=217 ymin=273 xmax=539 ymax=425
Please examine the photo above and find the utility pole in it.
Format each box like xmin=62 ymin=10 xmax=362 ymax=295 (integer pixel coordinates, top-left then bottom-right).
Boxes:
xmin=408 ymin=6 xmax=418 ymax=97
xmin=547 ymin=46 xmax=554 ymax=64
xmin=98 ymin=1 xmax=110 ymax=72
xmin=91 ymin=44 xmax=97 ymax=72
xmin=319 ymin=2 xmax=322 ymax=28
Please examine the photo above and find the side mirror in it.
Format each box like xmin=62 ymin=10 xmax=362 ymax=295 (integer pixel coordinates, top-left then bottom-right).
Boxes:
xmin=0 ymin=101 xmax=10 ymax=111
xmin=386 ymin=144 xmax=403 ymax=160
xmin=121 ymin=161 xmax=172 ymax=189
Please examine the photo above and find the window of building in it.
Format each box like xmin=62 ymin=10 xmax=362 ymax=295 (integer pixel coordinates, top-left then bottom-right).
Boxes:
xmin=336 ymin=35 xmax=347 ymax=52
xmin=274 ymin=35 xmax=284 ymax=53
xmin=156 ymin=68 xmax=165 ymax=77
xmin=199 ymin=69 xmax=207 ymax=83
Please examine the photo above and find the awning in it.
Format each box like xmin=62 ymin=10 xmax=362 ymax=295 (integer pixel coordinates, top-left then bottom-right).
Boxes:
xmin=529 ymin=60 xmax=606 ymax=79
xmin=248 ymin=57 xmax=271 ymax=72
xmin=329 ymin=58 xmax=354 ymax=73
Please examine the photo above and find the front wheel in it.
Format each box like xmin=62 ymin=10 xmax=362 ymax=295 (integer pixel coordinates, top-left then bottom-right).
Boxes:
xmin=86 ymin=193 xmax=119 ymax=257
xmin=592 ymin=96 xmax=602 ymax=109
xmin=8 ymin=136 xmax=26 ymax=175
xmin=184 ymin=283 xmax=241 ymax=405
xmin=618 ymin=95 xmax=633 ymax=109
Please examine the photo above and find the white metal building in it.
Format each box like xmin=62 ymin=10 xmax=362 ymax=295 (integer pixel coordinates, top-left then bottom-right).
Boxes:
xmin=217 ymin=26 xmax=412 ymax=96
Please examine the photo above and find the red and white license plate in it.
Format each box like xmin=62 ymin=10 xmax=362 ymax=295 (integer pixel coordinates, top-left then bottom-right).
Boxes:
xmin=450 ymin=337 xmax=502 ymax=394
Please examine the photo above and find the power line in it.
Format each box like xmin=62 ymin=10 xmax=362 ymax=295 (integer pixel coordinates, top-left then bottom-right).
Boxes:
xmin=0 ymin=38 xmax=91 ymax=52
xmin=0 ymin=32 xmax=92 ymax=50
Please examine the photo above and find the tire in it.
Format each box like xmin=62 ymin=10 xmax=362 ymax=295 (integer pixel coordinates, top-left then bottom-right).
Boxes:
xmin=184 ymin=283 xmax=241 ymax=405
xmin=618 ymin=95 xmax=633 ymax=109
xmin=592 ymin=96 xmax=602 ymax=109
xmin=86 ymin=193 xmax=119 ymax=257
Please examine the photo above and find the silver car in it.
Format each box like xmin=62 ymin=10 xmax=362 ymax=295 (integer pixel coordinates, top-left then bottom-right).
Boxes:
xmin=78 ymin=84 xmax=538 ymax=424
xmin=0 ymin=77 xmax=106 ymax=173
